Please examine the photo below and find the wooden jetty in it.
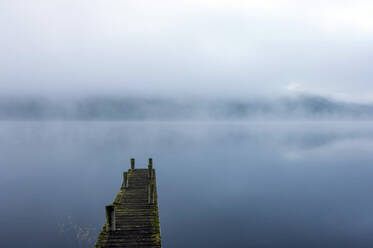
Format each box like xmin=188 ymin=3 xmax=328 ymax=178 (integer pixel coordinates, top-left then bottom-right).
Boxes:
xmin=95 ymin=158 xmax=162 ymax=248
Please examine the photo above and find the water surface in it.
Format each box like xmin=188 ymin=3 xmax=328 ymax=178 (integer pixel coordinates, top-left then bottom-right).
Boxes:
xmin=1 ymin=121 xmax=373 ymax=247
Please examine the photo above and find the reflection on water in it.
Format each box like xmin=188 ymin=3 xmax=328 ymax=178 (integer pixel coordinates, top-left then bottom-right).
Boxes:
xmin=1 ymin=121 xmax=373 ymax=248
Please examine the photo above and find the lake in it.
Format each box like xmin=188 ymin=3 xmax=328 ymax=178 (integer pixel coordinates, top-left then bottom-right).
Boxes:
xmin=1 ymin=121 xmax=373 ymax=247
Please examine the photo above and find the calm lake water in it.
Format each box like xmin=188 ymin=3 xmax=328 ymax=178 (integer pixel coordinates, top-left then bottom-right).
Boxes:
xmin=1 ymin=121 xmax=373 ymax=248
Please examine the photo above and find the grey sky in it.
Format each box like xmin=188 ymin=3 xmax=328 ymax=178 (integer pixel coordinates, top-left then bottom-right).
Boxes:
xmin=1 ymin=0 xmax=373 ymax=101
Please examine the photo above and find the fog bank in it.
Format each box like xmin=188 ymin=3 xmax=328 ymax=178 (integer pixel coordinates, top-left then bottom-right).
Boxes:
xmin=0 ymin=94 xmax=372 ymax=120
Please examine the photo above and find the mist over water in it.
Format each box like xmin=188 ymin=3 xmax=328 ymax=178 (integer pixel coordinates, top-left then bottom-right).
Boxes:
xmin=1 ymin=121 xmax=373 ymax=247
xmin=2 ymin=0 xmax=373 ymax=246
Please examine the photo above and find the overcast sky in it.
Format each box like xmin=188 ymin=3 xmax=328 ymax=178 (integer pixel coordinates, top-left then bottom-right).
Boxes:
xmin=1 ymin=0 xmax=373 ymax=101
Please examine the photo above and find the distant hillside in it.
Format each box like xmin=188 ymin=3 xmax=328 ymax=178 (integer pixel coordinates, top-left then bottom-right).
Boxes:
xmin=0 ymin=95 xmax=372 ymax=120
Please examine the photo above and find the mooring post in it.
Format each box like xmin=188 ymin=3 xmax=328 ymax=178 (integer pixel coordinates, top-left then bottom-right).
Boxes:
xmin=148 ymin=158 xmax=153 ymax=178
xmin=122 ymin=172 xmax=128 ymax=188
xmin=148 ymin=183 xmax=155 ymax=204
xmin=131 ymin=158 xmax=135 ymax=170
xmin=105 ymin=205 xmax=116 ymax=232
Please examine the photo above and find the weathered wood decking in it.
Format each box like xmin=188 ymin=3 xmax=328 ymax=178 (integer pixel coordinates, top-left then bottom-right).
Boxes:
xmin=95 ymin=159 xmax=161 ymax=248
